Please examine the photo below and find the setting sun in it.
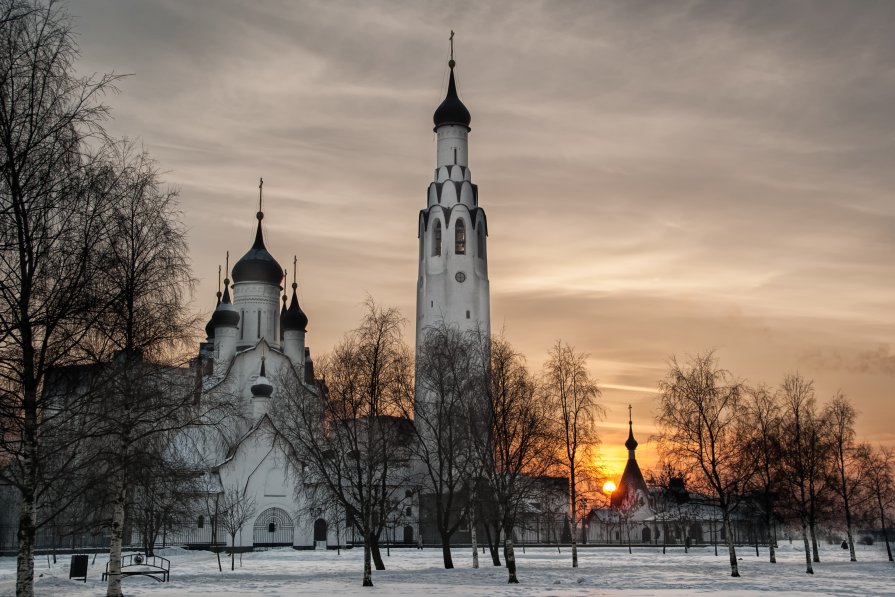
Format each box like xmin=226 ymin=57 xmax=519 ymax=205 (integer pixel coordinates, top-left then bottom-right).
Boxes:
xmin=602 ymin=481 xmax=617 ymax=494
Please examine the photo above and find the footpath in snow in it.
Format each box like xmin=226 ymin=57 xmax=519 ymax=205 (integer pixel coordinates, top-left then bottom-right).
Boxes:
xmin=0 ymin=542 xmax=892 ymax=596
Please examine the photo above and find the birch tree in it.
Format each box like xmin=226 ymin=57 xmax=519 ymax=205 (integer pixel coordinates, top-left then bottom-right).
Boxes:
xmin=655 ymin=351 xmax=752 ymax=577
xmin=0 ymin=2 xmax=120 ymax=595
xmin=274 ymin=300 xmax=415 ymax=587
xmin=743 ymin=384 xmax=782 ymax=563
xmin=410 ymin=320 xmax=481 ymax=569
xmin=472 ymin=334 xmax=552 ymax=584
xmin=823 ymin=392 xmax=860 ymax=562
xmin=542 ymin=340 xmax=603 ymax=568
xmin=857 ymin=444 xmax=893 ymax=562
xmin=218 ymin=485 xmax=256 ymax=571
xmin=778 ymin=372 xmax=819 ymax=574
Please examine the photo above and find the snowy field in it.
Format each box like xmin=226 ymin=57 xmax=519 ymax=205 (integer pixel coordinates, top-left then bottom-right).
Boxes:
xmin=1 ymin=542 xmax=892 ymax=596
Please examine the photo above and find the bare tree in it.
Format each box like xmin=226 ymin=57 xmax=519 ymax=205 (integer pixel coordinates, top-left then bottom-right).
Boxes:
xmin=79 ymin=141 xmax=209 ymax=597
xmin=743 ymin=384 xmax=782 ymax=563
xmin=656 ymin=351 xmax=752 ymax=577
xmin=472 ymin=334 xmax=552 ymax=584
xmin=410 ymin=320 xmax=481 ymax=569
xmin=857 ymin=444 xmax=893 ymax=562
xmin=273 ymin=300 xmax=415 ymax=587
xmin=823 ymin=392 xmax=861 ymax=562
xmin=778 ymin=372 xmax=820 ymax=574
xmin=218 ymin=485 xmax=256 ymax=571
xmin=0 ymin=2 xmax=123 ymax=594
xmin=542 ymin=340 xmax=603 ymax=568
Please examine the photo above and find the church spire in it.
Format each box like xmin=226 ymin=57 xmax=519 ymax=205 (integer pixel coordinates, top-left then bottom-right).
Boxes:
xmin=625 ymin=404 xmax=639 ymax=455
xmin=433 ymin=31 xmax=471 ymax=131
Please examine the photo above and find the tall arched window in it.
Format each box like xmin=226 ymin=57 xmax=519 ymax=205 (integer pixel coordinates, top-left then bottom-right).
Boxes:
xmin=432 ymin=221 xmax=442 ymax=257
xmin=477 ymin=227 xmax=485 ymax=260
xmin=455 ymin=219 xmax=466 ymax=255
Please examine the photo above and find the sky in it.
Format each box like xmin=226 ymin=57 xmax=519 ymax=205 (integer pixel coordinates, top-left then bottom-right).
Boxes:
xmin=68 ymin=0 xmax=895 ymax=478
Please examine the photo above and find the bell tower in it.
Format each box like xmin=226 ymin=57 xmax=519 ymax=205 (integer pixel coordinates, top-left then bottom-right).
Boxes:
xmin=415 ymin=35 xmax=491 ymax=380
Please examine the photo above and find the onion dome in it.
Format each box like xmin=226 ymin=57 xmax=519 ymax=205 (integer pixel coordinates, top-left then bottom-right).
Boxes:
xmin=251 ymin=359 xmax=273 ymax=398
xmin=205 ymin=286 xmax=223 ymax=339
xmin=282 ymin=283 xmax=308 ymax=332
xmin=232 ymin=211 xmax=283 ymax=286
xmin=211 ymin=281 xmax=240 ymax=328
xmin=625 ymin=407 xmax=638 ymax=451
xmin=433 ymin=61 xmax=471 ymax=131
xmin=280 ymin=289 xmax=287 ymax=341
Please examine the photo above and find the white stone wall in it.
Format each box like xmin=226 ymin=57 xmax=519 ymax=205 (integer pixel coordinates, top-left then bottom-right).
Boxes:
xmin=232 ymin=282 xmax=282 ymax=350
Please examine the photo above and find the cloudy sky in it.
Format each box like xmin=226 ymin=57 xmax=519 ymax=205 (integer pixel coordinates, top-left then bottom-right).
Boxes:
xmin=70 ymin=0 xmax=895 ymax=476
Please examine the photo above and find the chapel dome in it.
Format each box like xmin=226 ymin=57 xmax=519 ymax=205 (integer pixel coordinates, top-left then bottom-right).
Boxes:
xmin=433 ymin=64 xmax=471 ymax=131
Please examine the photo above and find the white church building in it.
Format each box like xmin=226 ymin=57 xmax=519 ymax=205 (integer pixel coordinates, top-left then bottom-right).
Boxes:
xmin=171 ymin=52 xmax=495 ymax=551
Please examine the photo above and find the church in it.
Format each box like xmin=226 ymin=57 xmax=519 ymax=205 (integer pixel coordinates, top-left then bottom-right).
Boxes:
xmin=175 ymin=51 xmax=496 ymax=551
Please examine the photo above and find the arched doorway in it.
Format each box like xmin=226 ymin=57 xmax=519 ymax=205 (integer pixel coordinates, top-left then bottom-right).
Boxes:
xmin=403 ymin=525 xmax=414 ymax=544
xmin=689 ymin=523 xmax=704 ymax=544
xmin=253 ymin=507 xmax=294 ymax=547
xmin=641 ymin=527 xmax=652 ymax=543
xmin=314 ymin=519 xmax=328 ymax=543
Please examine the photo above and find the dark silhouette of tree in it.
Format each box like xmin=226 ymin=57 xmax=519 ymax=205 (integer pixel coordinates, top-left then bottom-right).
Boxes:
xmin=0 ymin=2 xmax=120 ymax=594
xmin=744 ymin=384 xmax=783 ymax=563
xmin=856 ymin=443 xmax=893 ymax=562
xmin=823 ymin=392 xmax=861 ymax=562
xmin=410 ymin=320 xmax=481 ymax=569
xmin=543 ymin=340 xmax=603 ymax=568
xmin=471 ymin=334 xmax=552 ymax=584
xmin=273 ymin=300 xmax=415 ymax=587
xmin=656 ymin=351 xmax=752 ymax=578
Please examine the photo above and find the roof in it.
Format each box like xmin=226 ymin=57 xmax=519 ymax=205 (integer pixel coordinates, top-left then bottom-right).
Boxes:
xmin=232 ymin=214 xmax=283 ymax=286
xmin=433 ymin=63 xmax=471 ymax=131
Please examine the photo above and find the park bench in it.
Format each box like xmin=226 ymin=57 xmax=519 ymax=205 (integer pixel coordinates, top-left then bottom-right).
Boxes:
xmin=101 ymin=553 xmax=170 ymax=583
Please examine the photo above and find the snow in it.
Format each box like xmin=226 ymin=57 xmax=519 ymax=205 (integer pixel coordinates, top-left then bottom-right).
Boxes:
xmin=1 ymin=542 xmax=891 ymax=596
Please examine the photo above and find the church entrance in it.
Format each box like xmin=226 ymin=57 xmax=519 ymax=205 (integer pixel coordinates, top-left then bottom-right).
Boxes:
xmin=313 ymin=518 xmax=328 ymax=547
xmin=641 ymin=527 xmax=651 ymax=543
xmin=403 ymin=525 xmax=414 ymax=544
xmin=253 ymin=507 xmax=294 ymax=547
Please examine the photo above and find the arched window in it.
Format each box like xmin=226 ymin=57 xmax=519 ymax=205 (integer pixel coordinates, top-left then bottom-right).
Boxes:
xmin=197 ymin=515 xmax=205 ymax=529
xmin=432 ymin=221 xmax=442 ymax=257
xmin=477 ymin=227 xmax=486 ymax=260
xmin=455 ymin=219 xmax=466 ymax=255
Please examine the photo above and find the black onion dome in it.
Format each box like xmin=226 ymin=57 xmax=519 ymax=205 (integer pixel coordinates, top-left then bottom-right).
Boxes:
xmin=433 ymin=65 xmax=471 ymax=131
xmin=282 ymin=288 xmax=308 ymax=332
xmin=211 ymin=285 xmax=240 ymax=328
xmin=625 ymin=419 xmax=638 ymax=451
xmin=251 ymin=360 xmax=274 ymax=398
xmin=232 ymin=216 xmax=284 ymax=286
xmin=205 ymin=292 xmax=222 ymax=339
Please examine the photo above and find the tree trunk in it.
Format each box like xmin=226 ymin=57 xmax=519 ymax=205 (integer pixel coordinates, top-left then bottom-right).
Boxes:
xmin=843 ymin=497 xmax=856 ymax=562
xmin=362 ymin=531 xmax=373 ymax=586
xmin=504 ymin=526 xmax=519 ymax=584
xmin=106 ymin=474 xmax=128 ymax=597
xmin=469 ymin=501 xmax=479 ymax=569
xmin=809 ymin=520 xmax=820 ymax=563
xmin=801 ymin=518 xmax=814 ymax=574
xmin=483 ymin=522 xmax=501 ymax=566
xmin=722 ymin=511 xmax=739 ymax=578
xmin=440 ymin=529 xmax=454 ymax=569
xmin=230 ymin=534 xmax=235 ymax=571
xmin=15 ymin=499 xmax=36 ymax=597
xmin=569 ymin=474 xmax=578 ymax=568
xmin=371 ymin=533 xmax=385 ymax=571
xmin=878 ymin=495 xmax=893 ymax=562
xmin=766 ymin=501 xmax=776 ymax=564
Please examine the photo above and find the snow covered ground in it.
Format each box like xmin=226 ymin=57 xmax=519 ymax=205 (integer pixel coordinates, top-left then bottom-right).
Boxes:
xmin=1 ymin=542 xmax=892 ymax=596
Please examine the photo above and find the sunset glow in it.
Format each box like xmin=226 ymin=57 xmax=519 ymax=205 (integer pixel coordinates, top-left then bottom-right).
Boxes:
xmin=602 ymin=481 xmax=617 ymax=495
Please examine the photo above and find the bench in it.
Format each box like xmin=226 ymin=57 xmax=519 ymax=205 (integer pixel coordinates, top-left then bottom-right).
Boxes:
xmin=101 ymin=553 xmax=170 ymax=583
